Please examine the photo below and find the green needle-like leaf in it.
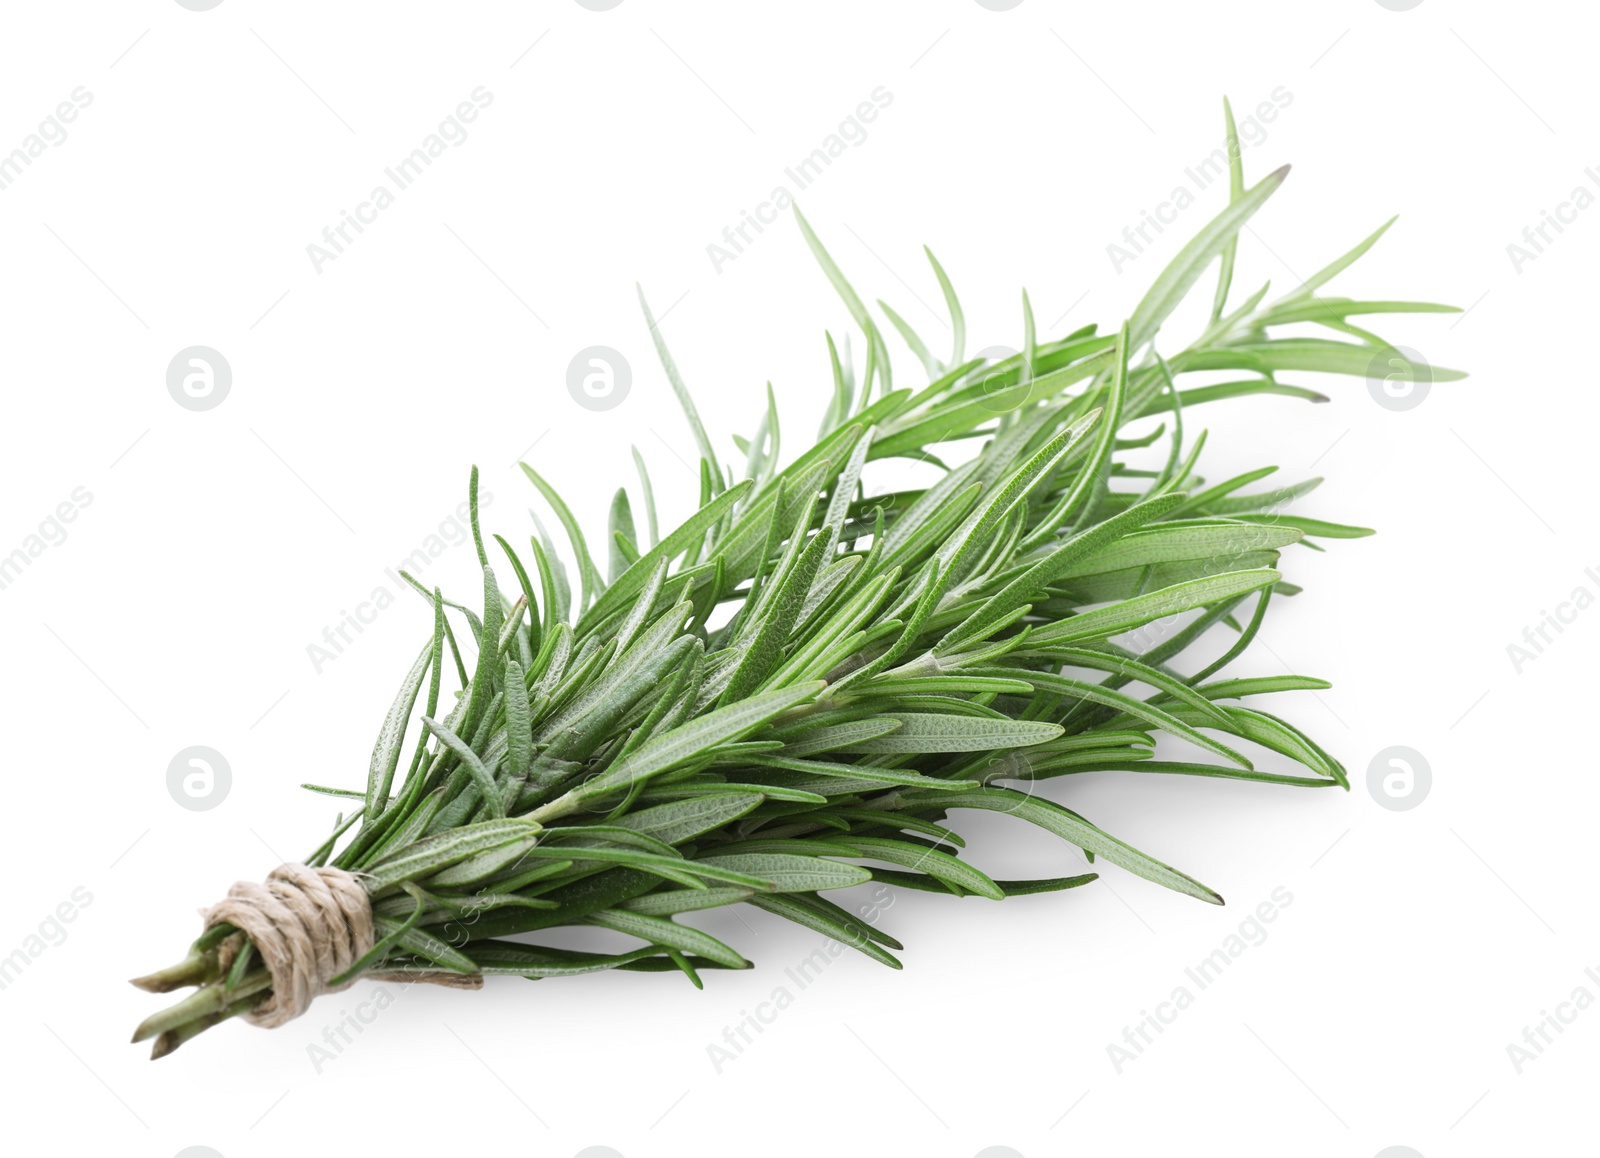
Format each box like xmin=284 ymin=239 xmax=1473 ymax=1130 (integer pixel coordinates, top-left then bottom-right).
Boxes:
xmin=133 ymin=120 xmax=1448 ymax=1055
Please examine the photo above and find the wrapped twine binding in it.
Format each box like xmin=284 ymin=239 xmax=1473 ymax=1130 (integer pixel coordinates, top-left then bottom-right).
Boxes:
xmin=204 ymin=864 xmax=481 ymax=1028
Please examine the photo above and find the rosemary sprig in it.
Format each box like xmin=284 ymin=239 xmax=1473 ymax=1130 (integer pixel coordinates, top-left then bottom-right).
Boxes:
xmin=131 ymin=106 xmax=1461 ymax=1055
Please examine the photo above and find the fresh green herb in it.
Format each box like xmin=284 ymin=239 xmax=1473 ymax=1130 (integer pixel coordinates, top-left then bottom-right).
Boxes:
xmin=130 ymin=107 xmax=1460 ymax=1056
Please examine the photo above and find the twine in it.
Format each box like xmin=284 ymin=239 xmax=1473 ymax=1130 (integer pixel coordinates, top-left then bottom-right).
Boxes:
xmin=204 ymin=864 xmax=480 ymax=1028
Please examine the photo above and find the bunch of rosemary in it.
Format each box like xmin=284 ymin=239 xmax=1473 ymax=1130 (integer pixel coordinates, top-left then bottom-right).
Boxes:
xmin=131 ymin=107 xmax=1460 ymax=1057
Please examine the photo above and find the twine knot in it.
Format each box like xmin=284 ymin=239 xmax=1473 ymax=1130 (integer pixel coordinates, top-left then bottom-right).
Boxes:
xmin=204 ymin=863 xmax=480 ymax=1028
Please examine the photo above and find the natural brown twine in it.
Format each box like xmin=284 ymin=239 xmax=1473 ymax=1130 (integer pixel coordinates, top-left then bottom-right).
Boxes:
xmin=204 ymin=863 xmax=481 ymax=1029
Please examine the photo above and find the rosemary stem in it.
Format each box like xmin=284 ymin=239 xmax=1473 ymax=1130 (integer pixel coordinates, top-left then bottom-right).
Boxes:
xmin=150 ymin=994 xmax=260 ymax=1060
xmin=128 ymin=945 xmax=217 ymax=994
xmin=131 ymin=968 xmax=271 ymax=1044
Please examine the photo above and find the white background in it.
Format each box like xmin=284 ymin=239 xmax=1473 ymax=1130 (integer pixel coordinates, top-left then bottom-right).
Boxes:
xmin=0 ymin=2 xmax=1591 ymax=1156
